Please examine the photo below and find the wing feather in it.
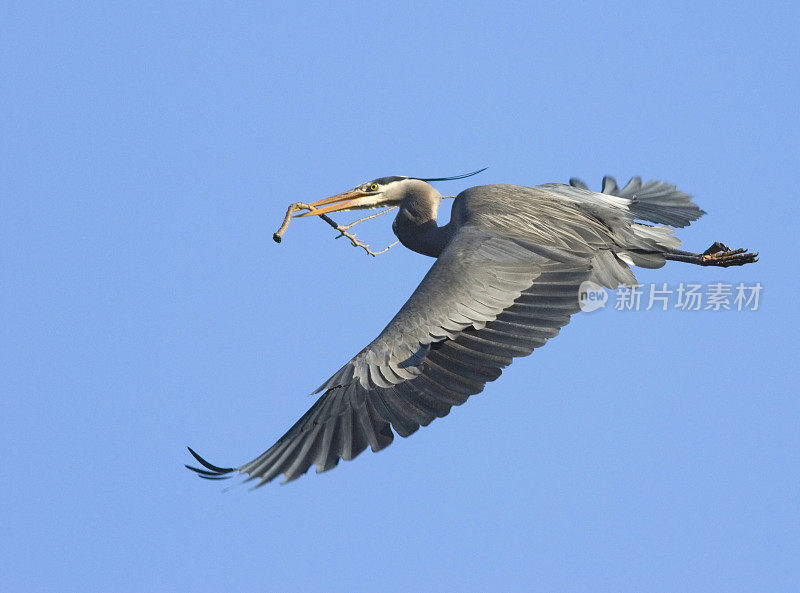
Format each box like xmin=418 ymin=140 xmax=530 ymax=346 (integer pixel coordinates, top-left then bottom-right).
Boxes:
xmin=195 ymin=252 xmax=593 ymax=485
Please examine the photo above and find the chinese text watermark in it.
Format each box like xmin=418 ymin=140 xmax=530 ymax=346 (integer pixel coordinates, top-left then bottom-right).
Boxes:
xmin=579 ymin=282 xmax=762 ymax=312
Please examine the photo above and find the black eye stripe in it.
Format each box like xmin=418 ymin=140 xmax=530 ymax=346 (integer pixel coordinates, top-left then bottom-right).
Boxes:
xmin=358 ymin=175 xmax=409 ymax=192
xmin=373 ymin=176 xmax=406 ymax=185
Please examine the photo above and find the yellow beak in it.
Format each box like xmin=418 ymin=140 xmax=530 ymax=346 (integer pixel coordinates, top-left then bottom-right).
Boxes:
xmin=299 ymin=189 xmax=373 ymax=217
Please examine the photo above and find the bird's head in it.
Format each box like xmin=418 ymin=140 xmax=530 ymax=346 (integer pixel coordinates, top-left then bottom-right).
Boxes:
xmin=298 ymin=176 xmax=414 ymax=217
xmin=298 ymin=168 xmax=487 ymax=217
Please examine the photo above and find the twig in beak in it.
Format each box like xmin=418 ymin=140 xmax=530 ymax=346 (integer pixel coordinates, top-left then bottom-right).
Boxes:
xmin=273 ymin=202 xmax=309 ymax=243
xmin=335 ymin=206 xmax=397 ymax=231
xmin=272 ymin=203 xmax=399 ymax=257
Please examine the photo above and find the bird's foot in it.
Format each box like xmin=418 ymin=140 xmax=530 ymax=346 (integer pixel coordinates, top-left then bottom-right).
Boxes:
xmin=702 ymin=241 xmax=731 ymax=256
xmin=700 ymin=242 xmax=758 ymax=267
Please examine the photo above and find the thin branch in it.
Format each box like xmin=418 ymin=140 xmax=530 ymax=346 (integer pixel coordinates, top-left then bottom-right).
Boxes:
xmin=335 ymin=206 xmax=397 ymax=231
xmin=272 ymin=203 xmax=399 ymax=257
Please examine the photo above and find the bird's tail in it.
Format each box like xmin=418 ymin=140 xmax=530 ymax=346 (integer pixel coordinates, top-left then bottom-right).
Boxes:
xmin=570 ymin=176 xmax=705 ymax=228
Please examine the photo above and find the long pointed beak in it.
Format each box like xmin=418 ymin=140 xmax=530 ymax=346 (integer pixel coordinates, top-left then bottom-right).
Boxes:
xmin=299 ymin=190 xmax=372 ymax=217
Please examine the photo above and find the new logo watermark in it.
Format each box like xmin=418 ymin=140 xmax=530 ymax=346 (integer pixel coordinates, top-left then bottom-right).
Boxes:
xmin=578 ymin=281 xmax=608 ymax=312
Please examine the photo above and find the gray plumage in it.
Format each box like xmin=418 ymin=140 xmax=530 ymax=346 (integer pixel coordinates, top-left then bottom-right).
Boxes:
xmin=187 ymin=173 xmax=754 ymax=486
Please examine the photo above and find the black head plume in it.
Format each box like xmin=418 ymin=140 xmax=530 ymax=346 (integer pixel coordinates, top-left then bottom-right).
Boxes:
xmin=419 ymin=168 xmax=487 ymax=182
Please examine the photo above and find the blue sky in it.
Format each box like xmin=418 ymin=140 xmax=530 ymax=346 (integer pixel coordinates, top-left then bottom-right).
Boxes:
xmin=2 ymin=2 xmax=798 ymax=592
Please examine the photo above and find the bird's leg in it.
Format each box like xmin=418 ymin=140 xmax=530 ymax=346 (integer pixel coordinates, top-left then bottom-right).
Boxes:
xmin=665 ymin=242 xmax=758 ymax=267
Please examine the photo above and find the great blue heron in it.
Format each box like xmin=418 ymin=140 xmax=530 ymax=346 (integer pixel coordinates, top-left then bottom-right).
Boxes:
xmin=186 ymin=171 xmax=757 ymax=485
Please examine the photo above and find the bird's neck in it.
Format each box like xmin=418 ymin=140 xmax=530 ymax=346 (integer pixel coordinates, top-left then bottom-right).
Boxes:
xmin=392 ymin=208 xmax=455 ymax=258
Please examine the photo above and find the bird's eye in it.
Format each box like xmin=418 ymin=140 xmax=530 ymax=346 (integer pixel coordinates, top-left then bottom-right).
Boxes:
xmin=369 ymin=183 xmax=379 ymax=191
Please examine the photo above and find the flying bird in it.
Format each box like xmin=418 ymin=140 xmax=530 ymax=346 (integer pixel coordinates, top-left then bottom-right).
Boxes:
xmin=187 ymin=171 xmax=757 ymax=486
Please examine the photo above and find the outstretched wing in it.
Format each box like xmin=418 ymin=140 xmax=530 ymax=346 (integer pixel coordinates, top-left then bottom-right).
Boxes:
xmin=187 ymin=226 xmax=594 ymax=485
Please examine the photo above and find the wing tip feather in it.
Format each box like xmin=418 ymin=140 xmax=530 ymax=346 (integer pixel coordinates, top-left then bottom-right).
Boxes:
xmin=185 ymin=446 xmax=237 ymax=479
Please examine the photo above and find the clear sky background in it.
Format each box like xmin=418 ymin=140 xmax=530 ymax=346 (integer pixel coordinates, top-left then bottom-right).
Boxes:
xmin=3 ymin=2 xmax=798 ymax=592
